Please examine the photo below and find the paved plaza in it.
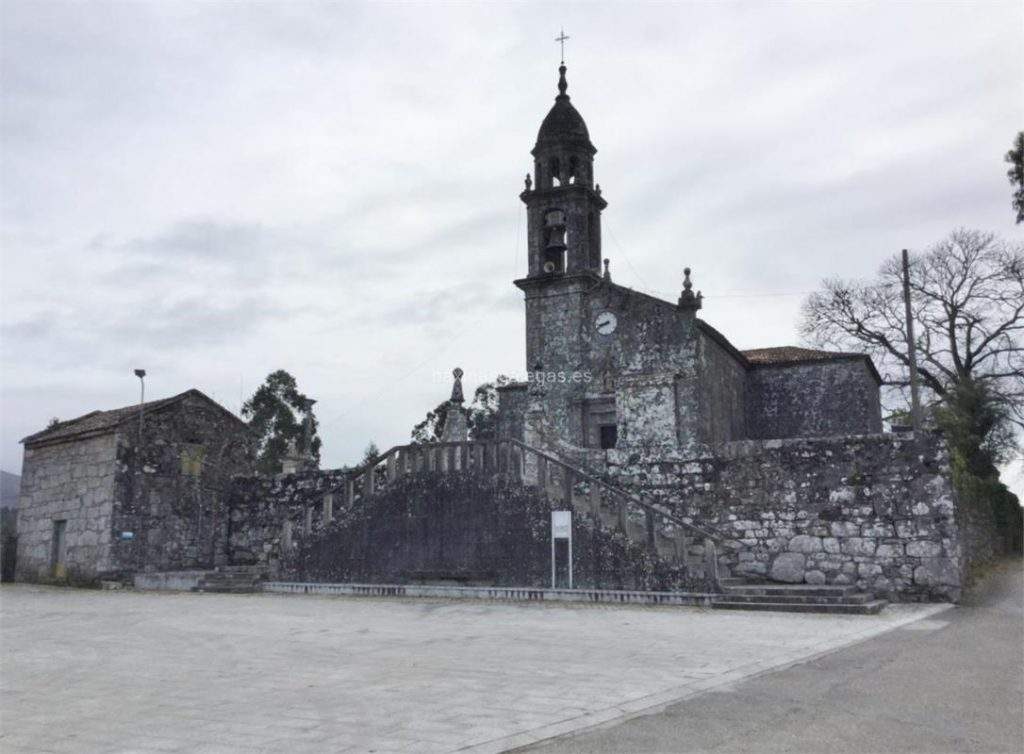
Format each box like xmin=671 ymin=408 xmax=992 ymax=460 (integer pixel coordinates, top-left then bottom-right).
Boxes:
xmin=1 ymin=586 xmax=948 ymax=754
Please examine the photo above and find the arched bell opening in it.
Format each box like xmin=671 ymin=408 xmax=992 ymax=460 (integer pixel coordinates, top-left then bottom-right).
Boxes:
xmin=542 ymin=209 xmax=567 ymax=274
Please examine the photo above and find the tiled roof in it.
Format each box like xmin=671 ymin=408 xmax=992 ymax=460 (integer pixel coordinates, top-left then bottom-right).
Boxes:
xmin=742 ymin=346 xmax=866 ymax=365
xmin=21 ymin=389 xmax=246 ymax=446
xmin=742 ymin=346 xmax=881 ymax=383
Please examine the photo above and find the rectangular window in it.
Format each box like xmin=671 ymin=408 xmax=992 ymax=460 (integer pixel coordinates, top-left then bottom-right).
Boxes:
xmin=180 ymin=443 xmax=206 ymax=476
xmin=599 ymin=424 xmax=618 ymax=450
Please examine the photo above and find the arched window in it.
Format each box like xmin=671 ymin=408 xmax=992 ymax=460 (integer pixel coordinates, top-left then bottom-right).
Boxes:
xmin=568 ymin=156 xmax=578 ymax=185
xmin=550 ymin=157 xmax=561 ymax=187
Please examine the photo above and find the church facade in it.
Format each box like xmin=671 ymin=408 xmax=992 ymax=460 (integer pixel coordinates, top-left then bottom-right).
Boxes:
xmin=496 ymin=64 xmax=883 ymax=459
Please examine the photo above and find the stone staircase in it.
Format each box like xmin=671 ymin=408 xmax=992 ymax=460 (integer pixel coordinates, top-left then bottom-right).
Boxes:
xmin=193 ymin=565 xmax=265 ymax=594
xmin=711 ymin=577 xmax=888 ymax=615
xmin=290 ymin=439 xmax=890 ymax=614
xmin=331 ymin=439 xmax=723 ymax=587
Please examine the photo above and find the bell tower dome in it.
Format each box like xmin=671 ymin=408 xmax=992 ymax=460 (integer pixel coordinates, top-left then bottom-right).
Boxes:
xmin=519 ymin=64 xmax=607 ymax=278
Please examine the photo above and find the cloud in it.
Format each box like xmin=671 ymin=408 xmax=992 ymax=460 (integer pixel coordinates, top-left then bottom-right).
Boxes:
xmin=1 ymin=0 xmax=1022 ymax=501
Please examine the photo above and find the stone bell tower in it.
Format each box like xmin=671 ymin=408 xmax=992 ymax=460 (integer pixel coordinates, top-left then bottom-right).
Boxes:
xmin=518 ymin=63 xmax=607 ymax=278
xmin=514 ymin=62 xmax=608 ymax=447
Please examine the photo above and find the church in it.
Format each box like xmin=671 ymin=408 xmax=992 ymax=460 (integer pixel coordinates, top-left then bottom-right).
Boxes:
xmin=13 ymin=61 xmax=988 ymax=607
xmin=495 ymin=63 xmax=882 ymax=459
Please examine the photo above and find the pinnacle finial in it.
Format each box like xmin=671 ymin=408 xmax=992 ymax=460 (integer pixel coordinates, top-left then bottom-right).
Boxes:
xmin=557 ymin=64 xmax=568 ymax=98
xmin=678 ymin=267 xmax=703 ymax=312
xmin=450 ymin=367 xmax=465 ymax=404
xmin=603 ymin=258 xmax=611 ymax=281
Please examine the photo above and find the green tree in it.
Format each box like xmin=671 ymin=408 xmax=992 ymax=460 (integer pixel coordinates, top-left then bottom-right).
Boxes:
xmin=241 ymin=370 xmax=321 ymax=474
xmin=467 ymin=376 xmax=512 ymax=439
xmin=936 ymin=381 xmax=1022 ymax=553
xmin=361 ymin=442 xmax=380 ymax=464
xmin=1006 ymin=131 xmax=1024 ymax=224
xmin=410 ymin=375 xmax=512 ymax=443
xmin=411 ymin=402 xmax=448 ymax=444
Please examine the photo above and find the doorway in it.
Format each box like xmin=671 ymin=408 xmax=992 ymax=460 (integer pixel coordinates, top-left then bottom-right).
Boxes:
xmin=51 ymin=519 xmax=67 ymax=578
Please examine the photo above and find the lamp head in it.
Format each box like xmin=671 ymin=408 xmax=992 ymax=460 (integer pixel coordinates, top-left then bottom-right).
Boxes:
xmin=134 ymin=369 xmax=146 ymax=379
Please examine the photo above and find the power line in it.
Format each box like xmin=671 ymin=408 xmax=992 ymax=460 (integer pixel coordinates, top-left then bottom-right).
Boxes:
xmin=605 ymin=224 xmax=653 ymax=291
xmin=604 ymin=222 xmax=818 ymax=301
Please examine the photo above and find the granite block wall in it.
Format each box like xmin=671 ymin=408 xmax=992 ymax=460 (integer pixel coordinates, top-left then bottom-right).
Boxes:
xmin=696 ymin=329 xmax=747 ymax=444
xmin=15 ymin=434 xmax=117 ymax=583
xmin=746 ymin=360 xmax=882 ymax=440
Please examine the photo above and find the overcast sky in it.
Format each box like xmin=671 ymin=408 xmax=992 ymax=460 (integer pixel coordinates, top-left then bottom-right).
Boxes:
xmin=2 ymin=1 xmax=1022 ymax=494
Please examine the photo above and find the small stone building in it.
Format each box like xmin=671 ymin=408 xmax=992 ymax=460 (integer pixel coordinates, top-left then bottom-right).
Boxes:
xmin=16 ymin=389 xmax=252 ymax=584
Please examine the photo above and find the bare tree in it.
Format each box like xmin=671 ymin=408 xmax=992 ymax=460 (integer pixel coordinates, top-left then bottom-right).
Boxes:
xmin=1006 ymin=131 xmax=1024 ymax=224
xmin=800 ymin=229 xmax=1024 ymax=438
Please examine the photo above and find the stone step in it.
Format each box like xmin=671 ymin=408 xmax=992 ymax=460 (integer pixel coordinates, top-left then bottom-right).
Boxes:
xmin=722 ymin=584 xmax=857 ymax=597
xmin=711 ymin=599 xmax=889 ymax=615
xmin=193 ymin=584 xmax=260 ymax=594
xmin=715 ymin=592 xmax=873 ymax=605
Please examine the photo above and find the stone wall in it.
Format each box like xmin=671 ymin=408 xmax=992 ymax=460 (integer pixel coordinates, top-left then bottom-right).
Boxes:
xmin=228 ymin=468 xmax=349 ymax=575
xmin=108 ymin=395 xmax=253 ymax=577
xmin=495 ymin=384 xmax=528 ymax=442
xmin=15 ymin=434 xmax=117 ymax=583
xmin=605 ymin=431 xmax=964 ymax=601
xmin=696 ymin=326 xmax=747 ymax=444
xmin=746 ymin=360 xmax=882 ymax=440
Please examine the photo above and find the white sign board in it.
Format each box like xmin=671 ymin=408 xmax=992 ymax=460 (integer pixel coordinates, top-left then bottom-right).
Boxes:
xmin=551 ymin=510 xmax=573 ymax=589
xmin=551 ymin=510 xmax=572 ymax=539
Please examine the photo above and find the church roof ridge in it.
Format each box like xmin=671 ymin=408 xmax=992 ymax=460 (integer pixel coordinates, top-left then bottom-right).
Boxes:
xmin=744 ymin=346 xmax=882 ymax=383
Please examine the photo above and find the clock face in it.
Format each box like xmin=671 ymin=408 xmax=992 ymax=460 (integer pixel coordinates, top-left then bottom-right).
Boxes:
xmin=595 ymin=311 xmax=617 ymax=335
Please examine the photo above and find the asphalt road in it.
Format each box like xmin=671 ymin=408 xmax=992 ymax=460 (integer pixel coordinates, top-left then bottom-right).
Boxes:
xmin=523 ymin=560 xmax=1024 ymax=754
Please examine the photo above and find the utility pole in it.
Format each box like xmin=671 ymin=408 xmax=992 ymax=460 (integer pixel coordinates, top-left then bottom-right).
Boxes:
xmin=901 ymin=250 xmax=923 ymax=431
xmin=303 ymin=398 xmax=317 ymax=468
xmin=133 ymin=369 xmax=147 ymax=445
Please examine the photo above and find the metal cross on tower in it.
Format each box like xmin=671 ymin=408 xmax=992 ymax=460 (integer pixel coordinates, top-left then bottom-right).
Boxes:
xmin=555 ymin=29 xmax=570 ymax=63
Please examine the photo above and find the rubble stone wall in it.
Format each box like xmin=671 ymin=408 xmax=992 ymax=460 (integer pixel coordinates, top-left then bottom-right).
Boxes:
xmin=606 ymin=431 xmax=965 ymax=601
xmin=228 ymin=468 xmax=350 ymax=575
xmin=109 ymin=396 xmax=253 ymax=576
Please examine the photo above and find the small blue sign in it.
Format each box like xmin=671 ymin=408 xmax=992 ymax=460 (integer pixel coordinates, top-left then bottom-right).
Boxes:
xmin=119 ymin=531 xmax=135 ymax=540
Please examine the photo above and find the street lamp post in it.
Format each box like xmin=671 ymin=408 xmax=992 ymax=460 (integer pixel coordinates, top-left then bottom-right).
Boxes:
xmin=133 ymin=369 xmax=146 ymax=446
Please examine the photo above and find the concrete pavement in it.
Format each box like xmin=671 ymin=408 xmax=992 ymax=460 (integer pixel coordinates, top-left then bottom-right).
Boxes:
xmin=525 ymin=560 xmax=1024 ymax=753
xmin=0 ymin=584 xmax=949 ymax=753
